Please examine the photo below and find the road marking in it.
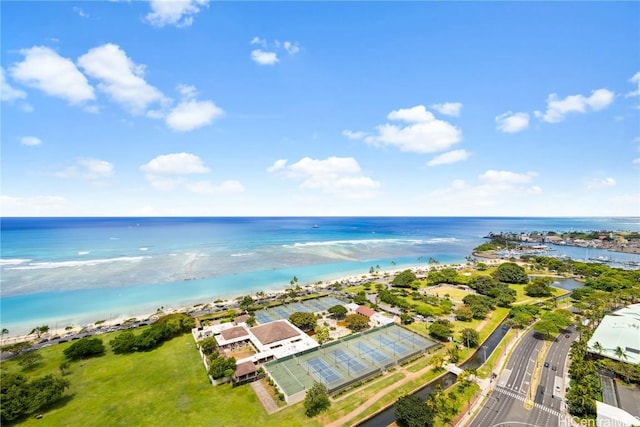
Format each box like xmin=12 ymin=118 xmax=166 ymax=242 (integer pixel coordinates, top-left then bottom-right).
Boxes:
xmin=495 ymin=387 xmax=561 ymax=417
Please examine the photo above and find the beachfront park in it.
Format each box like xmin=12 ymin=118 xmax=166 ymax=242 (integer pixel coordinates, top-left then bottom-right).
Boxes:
xmin=5 ymin=255 xmax=638 ymax=426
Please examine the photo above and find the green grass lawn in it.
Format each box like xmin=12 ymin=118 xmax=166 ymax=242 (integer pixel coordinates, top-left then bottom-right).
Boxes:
xmin=423 ymin=286 xmax=471 ymax=302
xmin=2 ymin=332 xmax=316 ymax=427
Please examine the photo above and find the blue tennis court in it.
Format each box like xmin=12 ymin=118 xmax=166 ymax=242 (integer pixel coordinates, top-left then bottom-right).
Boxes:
xmin=394 ymin=328 xmax=428 ymax=345
xmin=304 ymin=300 xmax=325 ymax=311
xmin=264 ymin=324 xmax=438 ymax=401
xmin=253 ymin=296 xmax=350 ymax=324
xmin=307 ymin=357 xmax=342 ymax=384
xmin=330 ymin=348 xmax=366 ymax=372
xmin=355 ymin=341 xmax=390 ymax=363
xmin=377 ymin=335 xmax=408 ymax=354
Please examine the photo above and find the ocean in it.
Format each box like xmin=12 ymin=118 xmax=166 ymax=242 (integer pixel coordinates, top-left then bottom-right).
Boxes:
xmin=1 ymin=217 xmax=639 ymax=335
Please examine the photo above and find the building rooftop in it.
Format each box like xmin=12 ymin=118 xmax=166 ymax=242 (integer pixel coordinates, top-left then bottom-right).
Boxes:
xmin=251 ymin=320 xmax=300 ymax=345
xmin=587 ymin=306 xmax=640 ymax=365
xmin=234 ymin=314 xmax=251 ymax=325
xmin=220 ymin=326 xmax=249 ymax=341
xmin=234 ymin=361 xmax=257 ymax=378
xmin=356 ymin=306 xmax=376 ymax=318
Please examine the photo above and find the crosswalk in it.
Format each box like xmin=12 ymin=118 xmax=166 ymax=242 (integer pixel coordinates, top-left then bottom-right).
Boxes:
xmin=496 ymin=386 xmax=561 ymax=417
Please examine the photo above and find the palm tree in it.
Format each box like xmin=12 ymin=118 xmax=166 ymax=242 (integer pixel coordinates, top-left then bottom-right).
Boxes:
xmin=1 ymin=328 xmax=8 ymax=337
xmin=430 ymin=353 xmax=445 ymax=370
xmin=614 ymin=346 xmax=628 ymax=361
xmin=592 ymin=341 xmax=604 ymax=355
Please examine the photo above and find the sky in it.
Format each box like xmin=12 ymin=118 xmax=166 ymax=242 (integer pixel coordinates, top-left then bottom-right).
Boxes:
xmin=1 ymin=1 xmax=639 ymax=217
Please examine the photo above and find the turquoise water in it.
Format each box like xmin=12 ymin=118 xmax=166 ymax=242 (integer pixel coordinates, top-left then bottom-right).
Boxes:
xmin=1 ymin=217 xmax=638 ymax=334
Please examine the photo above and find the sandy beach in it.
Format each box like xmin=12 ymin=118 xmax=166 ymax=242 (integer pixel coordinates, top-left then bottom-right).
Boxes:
xmin=0 ymin=259 xmax=489 ymax=345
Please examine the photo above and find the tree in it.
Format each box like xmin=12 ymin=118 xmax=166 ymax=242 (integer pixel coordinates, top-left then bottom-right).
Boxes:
xmin=239 ymin=295 xmax=254 ymax=311
xmin=394 ymin=394 xmax=434 ymax=427
xmin=289 ymin=312 xmax=317 ymax=331
xmin=1 ymin=328 xmax=8 ymax=337
xmin=314 ymin=326 xmax=330 ymax=344
xmin=199 ymin=337 xmax=218 ymax=356
xmin=29 ymin=325 xmax=49 ymax=338
xmin=614 ymin=346 xmax=628 ymax=361
xmin=345 ymin=314 xmax=369 ymax=331
xmin=353 ymin=291 xmax=367 ymax=305
xmin=525 ymin=277 xmax=553 ymax=297
xmin=460 ymin=328 xmax=480 ymax=348
xmin=1 ymin=372 xmax=69 ymax=423
xmin=542 ymin=310 xmax=573 ymax=330
xmin=447 ymin=344 xmax=461 ymax=363
xmin=592 ymin=341 xmax=604 ymax=355
xmin=110 ymin=331 xmax=138 ymax=354
xmin=328 ymin=305 xmax=347 ymax=319
xmin=18 ymin=351 xmax=43 ymax=371
xmin=429 ymin=320 xmax=452 ymax=341
xmin=63 ymin=337 xmax=105 ymax=360
xmin=455 ymin=306 xmax=474 ymax=321
xmin=430 ymin=353 xmax=445 ymax=370
xmin=208 ymin=355 xmax=236 ymax=379
xmin=110 ymin=313 xmax=195 ymax=354
xmin=304 ymin=382 xmax=331 ymax=417
xmin=392 ymin=269 xmax=418 ymax=288
xmin=533 ymin=319 xmax=559 ymax=340
xmin=245 ymin=315 xmax=257 ymax=327
xmin=492 ymin=262 xmax=529 ymax=284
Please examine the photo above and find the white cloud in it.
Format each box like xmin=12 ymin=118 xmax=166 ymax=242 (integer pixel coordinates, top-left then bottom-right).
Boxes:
xmin=430 ymin=102 xmax=462 ymax=117
xmin=184 ymin=180 xmax=244 ymax=194
xmin=20 ymin=136 xmax=42 ymax=146
xmin=422 ymin=170 xmax=542 ymax=214
xmin=283 ymin=41 xmax=300 ymax=55
xmin=250 ymin=38 xmax=300 ymax=65
xmin=250 ymin=36 xmax=266 ymax=46
xmin=141 ymin=152 xmax=210 ymax=175
xmin=10 ymin=46 xmax=95 ymax=104
xmin=177 ymin=84 xmax=197 ymax=99
xmin=78 ymin=43 xmax=164 ymax=114
xmin=632 ymin=158 xmax=640 ymax=165
xmin=626 ymin=71 xmax=640 ymax=98
xmin=165 ymin=100 xmax=223 ymax=131
xmin=1 ymin=67 xmax=27 ymax=102
xmin=140 ymin=153 xmax=242 ymax=194
xmin=586 ymin=177 xmax=616 ymax=190
xmin=146 ymin=0 xmax=209 ymax=28
xmin=495 ymin=111 xmax=530 ymax=133
xmin=342 ymin=130 xmax=368 ymax=140
xmin=534 ymin=88 xmax=614 ymax=123
xmin=0 ymin=195 xmax=67 ymax=216
xmin=479 ymin=170 xmax=537 ymax=184
xmin=73 ymin=6 xmax=89 ymax=18
xmin=55 ymin=158 xmax=114 ymax=181
xmin=358 ymin=105 xmax=462 ymax=153
xmin=426 ymin=149 xmax=470 ymax=166
xmin=251 ymin=49 xmax=279 ymax=66
xmin=268 ymin=156 xmax=380 ymax=199
xmin=266 ymin=159 xmax=288 ymax=173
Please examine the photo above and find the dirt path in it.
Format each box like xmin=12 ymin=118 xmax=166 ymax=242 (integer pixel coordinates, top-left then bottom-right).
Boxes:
xmin=251 ymin=380 xmax=279 ymax=414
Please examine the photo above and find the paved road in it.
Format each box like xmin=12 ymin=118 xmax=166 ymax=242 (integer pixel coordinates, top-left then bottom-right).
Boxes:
xmin=469 ymin=326 xmax=575 ymax=427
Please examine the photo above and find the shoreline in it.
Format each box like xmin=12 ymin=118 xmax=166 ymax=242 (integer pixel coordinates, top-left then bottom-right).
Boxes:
xmin=0 ymin=259 xmax=484 ymax=344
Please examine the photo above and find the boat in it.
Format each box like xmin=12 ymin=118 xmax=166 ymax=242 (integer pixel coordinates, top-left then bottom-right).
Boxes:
xmin=312 ymin=224 xmax=319 ymax=229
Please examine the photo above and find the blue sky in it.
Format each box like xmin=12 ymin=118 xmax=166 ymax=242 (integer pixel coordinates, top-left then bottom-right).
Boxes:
xmin=1 ymin=1 xmax=639 ymax=217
